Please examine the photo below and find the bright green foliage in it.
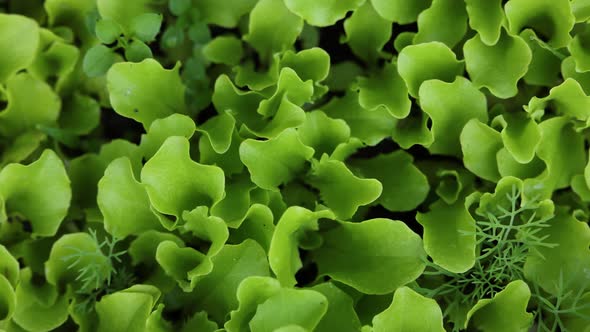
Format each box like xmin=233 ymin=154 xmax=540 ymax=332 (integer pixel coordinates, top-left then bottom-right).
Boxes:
xmin=128 ymin=231 xmax=183 ymax=266
xmin=0 ymin=273 xmax=15 ymax=322
xmin=244 ymin=0 xmax=303 ymax=59
xmin=526 ymin=78 xmax=590 ymax=122
xmin=372 ymin=287 xmax=445 ymax=332
xmin=397 ymin=42 xmax=463 ymax=97
xmin=180 ymin=311 xmax=219 ymax=332
xmin=193 ymin=0 xmax=257 ymax=27
xmin=494 ymin=113 xmax=541 ymax=164
xmin=323 ymin=91 xmax=396 ymax=146
xmin=169 ymin=0 xmax=191 ymax=16
xmin=307 ymin=156 xmax=382 ymax=219
xmin=97 ymin=157 xmax=162 ymax=238
xmin=562 ymin=56 xmax=590 ymax=94
xmin=434 ymin=169 xmax=469 ymax=205
xmin=140 ymin=114 xmax=196 ymax=160
xmin=197 ymin=112 xmax=236 ymax=154
xmin=59 ymin=94 xmax=101 ymax=136
xmin=225 ymin=276 xmax=282 ymax=331
xmin=0 ymin=73 xmax=61 ymax=137
xmin=87 ymin=6 xmax=162 ymax=71
xmin=228 ymin=204 xmax=276 ymax=251
xmin=233 ymin=58 xmax=281 ymax=91
xmin=280 ymin=48 xmax=330 ymax=84
xmin=297 ymin=111 xmax=350 ymax=158
xmin=370 ymin=0 xmax=431 ymax=24
xmin=0 ymin=150 xmax=70 ymax=237
xmin=357 ymin=62 xmax=411 ymax=118
xmin=524 ymin=211 xmax=590 ymax=296
xmin=127 ymin=232 xmax=182 ymax=294
xmin=95 ymin=285 xmax=161 ymax=332
xmin=283 ymin=0 xmax=366 ymax=27
xmin=155 ymin=240 xmax=209 ymax=291
xmin=273 ymin=325 xmax=307 ymax=332
xmin=4 ymin=0 xmax=590 ymax=330
xmin=497 ymin=149 xmax=546 ymax=182
xmin=417 ymin=178 xmax=559 ymax=329
xmin=0 ymin=14 xmax=39 ymax=82
xmin=125 ymin=39 xmax=153 ymax=63
xmin=465 ymin=280 xmax=533 ymax=331
xmin=414 ymin=0 xmax=468 ymax=48
xmin=214 ymin=68 xmax=312 ymax=138
xmin=417 ymin=199 xmax=476 ymax=273
xmin=44 ymin=0 xmax=96 ymax=43
xmin=325 ymin=61 xmax=363 ymax=91
xmin=0 ymin=246 xmax=18 ymax=288
xmin=95 ymin=18 xmax=121 ymax=44
xmin=202 ymin=36 xmax=244 ymax=66
xmin=257 ymin=68 xmax=313 ymax=123
xmin=190 ymin=240 xmax=270 ymax=324
xmin=0 ymin=132 xmax=47 ymax=168
xmin=463 ymin=30 xmax=532 ymax=98
xmin=68 ymin=140 xmax=143 ymax=217
xmin=535 ymin=117 xmax=586 ymax=191
xmin=212 ymin=75 xmax=264 ymax=121
xmin=311 ymin=283 xmax=362 ymax=332
xmin=107 ymin=59 xmax=187 ymax=128
xmin=343 ymin=1 xmax=391 ymax=64
xmin=505 ymin=0 xmax=575 ymax=48
xmin=210 ymin=175 xmax=256 ymax=226
xmin=199 ymin=129 xmax=245 ymax=176
xmin=585 ymin=150 xmax=590 ymax=191
xmin=83 ymin=44 xmax=117 ymax=78
xmin=0 ymin=246 xmax=17 ymax=322
xmin=269 ymin=207 xmax=334 ymax=287
xmin=568 ymin=23 xmax=590 ymax=72
xmin=181 ymin=206 xmax=228 ymax=256
xmin=30 ymin=30 xmax=80 ymax=93
xmin=390 ymin=108 xmax=434 ymax=149
xmin=419 ymin=76 xmax=488 ymax=157
xmin=141 ymin=136 xmax=225 ymax=221
xmin=240 ymin=128 xmax=314 ymax=191
xmin=45 ymin=233 xmax=105 ymax=287
xmin=572 ymin=0 xmax=590 ymax=21
xmin=521 ymin=29 xmax=563 ymax=87
xmin=225 ymin=276 xmax=329 ymax=332
xmin=464 ymin=0 xmax=504 ymax=45
xmin=46 ymin=230 xmax=128 ymax=313
xmin=531 ymin=271 xmax=590 ymax=332
xmin=460 ymin=119 xmax=503 ymax=182
xmin=249 ymin=287 xmax=328 ymax=331
xmin=12 ymin=268 xmax=70 ymax=332
xmin=348 ymin=151 xmax=429 ymax=212
xmin=130 ymin=13 xmax=162 ymax=43
xmin=393 ymin=32 xmax=415 ymax=52
xmin=313 ymin=218 xmax=426 ymax=294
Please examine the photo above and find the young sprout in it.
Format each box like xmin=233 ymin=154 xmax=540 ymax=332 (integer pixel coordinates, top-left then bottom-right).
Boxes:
xmin=61 ymin=228 xmax=129 ymax=312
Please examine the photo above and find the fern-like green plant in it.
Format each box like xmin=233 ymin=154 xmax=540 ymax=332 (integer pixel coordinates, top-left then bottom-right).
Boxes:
xmin=415 ymin=185 xmax=560 ymax=331
xmin=61 ymin=229 xmax=131 ymax=312
xmin=533 ymin=270 xmax=590 ymax=332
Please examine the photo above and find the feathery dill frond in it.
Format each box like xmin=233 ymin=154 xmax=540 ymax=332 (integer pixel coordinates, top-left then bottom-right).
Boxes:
xmin=415 ymin=184 xmax=558 ymax=331
xmin=61 ymin=228 xmax=130 ymax=313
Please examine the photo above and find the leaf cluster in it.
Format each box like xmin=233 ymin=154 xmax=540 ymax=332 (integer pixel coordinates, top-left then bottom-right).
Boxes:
xmin=61 ymin=228 xmax=130 ymax=312
xmin=1 ymin=0 xmax=590 ymax=331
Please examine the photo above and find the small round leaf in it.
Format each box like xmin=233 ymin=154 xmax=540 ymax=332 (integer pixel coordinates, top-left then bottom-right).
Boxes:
xmin=95 ymin=18 xmax=122 ymax=44
xmin=130 ymin=13 xmax=163 ymax=42
xmin=83 ymin=44 xmax=116 ymax=77
xmin=125 ymin=39 xmax=153 ymax=62
xmin=169 ymin=0 xmax=191 ymax=16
